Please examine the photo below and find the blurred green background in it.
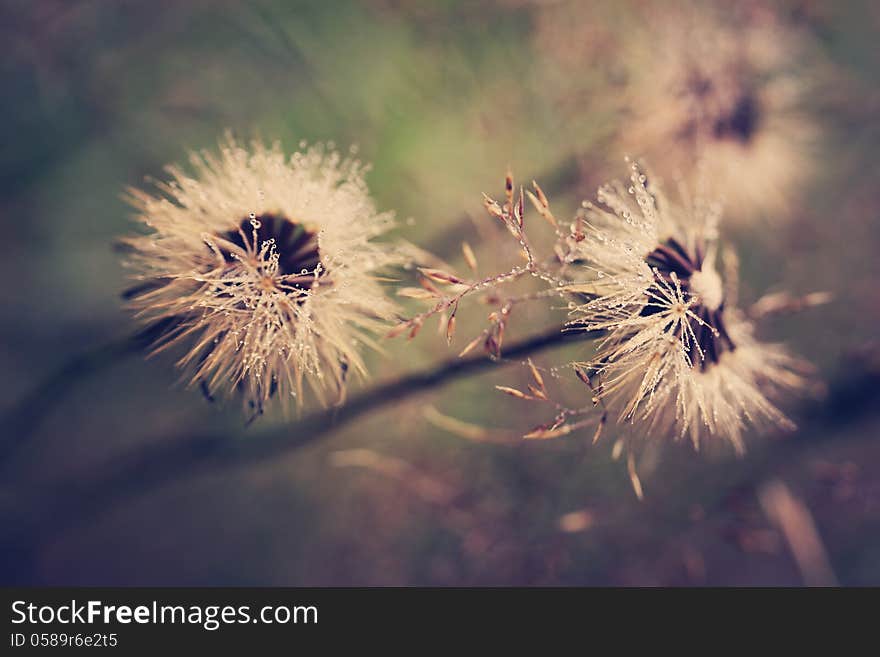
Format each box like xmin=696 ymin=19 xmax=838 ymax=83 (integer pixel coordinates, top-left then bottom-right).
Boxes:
xmin=1 ymin=0 xmax=879 ymax=585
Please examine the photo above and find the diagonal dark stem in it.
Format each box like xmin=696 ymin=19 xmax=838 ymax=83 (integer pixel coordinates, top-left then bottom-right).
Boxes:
xmin=21 ymin=326 xmax=601 ymax=539
xmin=0 ymin=329 xmax=155 ymax=465
xmin=1 ymin=158 xmax=584 ymax=467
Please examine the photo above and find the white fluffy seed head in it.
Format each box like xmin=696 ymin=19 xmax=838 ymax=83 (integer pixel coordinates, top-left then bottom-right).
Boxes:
xmin=609 ymin=5 xmax=820 ymax=223
xmin=121 ymin=135 xmax=404 ymax=412
xmin=568 ymin=162 xmax=807 ymax=450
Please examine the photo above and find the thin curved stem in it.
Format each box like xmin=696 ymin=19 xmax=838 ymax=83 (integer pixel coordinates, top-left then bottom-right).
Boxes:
xmin=1 ymin=157 xmax=584 ymax=467
xmin=23 ymin=326 xmax=600 ymax=538
xmin=0 ymin=330 xmax=152 ymax=465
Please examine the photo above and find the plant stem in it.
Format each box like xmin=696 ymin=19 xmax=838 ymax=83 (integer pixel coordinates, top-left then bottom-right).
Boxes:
xmin=25 ymin=326 xmax=599 ymax=537
xmin=1 ymin=157 xmax=585 ymax=467
xmin=0 ymin=331 xmax=151 ymax=465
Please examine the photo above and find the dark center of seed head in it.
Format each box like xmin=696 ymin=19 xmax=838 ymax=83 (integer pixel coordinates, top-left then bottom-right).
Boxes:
xmin=217 ymin=213 xmax=322 ymax=292
xmin=642 ymin=238 xmax=736 ymax=369
xmin=683 ymin=68 xmax=761 ymax=145
xmin=713 ymin=92 xmax=759 ymax=144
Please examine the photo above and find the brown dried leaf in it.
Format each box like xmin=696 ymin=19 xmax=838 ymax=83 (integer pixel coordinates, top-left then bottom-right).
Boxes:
xmin=574 ymin=365 xmax=601 ymax=402
xmin=385 ymin=322 xmax=411 ymax=339
xmin=419 ymin=277 xmax=442 ymax=295
xmin=495 ymin=385 xmax=532 ymax=400
xmin=482 ymin=194 xmax=504 ymax=220
xmin=526 ymin=190 xmax=542 ymax=213
xmin=524 ymin=423 xmax=574 ymax=439
xmin=437 ymin=310 xmax=448 ymax=336
xmin=522 ymin=181 xmax=558 ymax=227
xmin=532 ymin=180 xmax=549 ymax=208
xmin=461 ymin=241 xmax=478 ymax=274
xmin=627 ymin=452 xmax=644 ymax=501
xmin=515 ymin=187 xmax=525 ymax=229
xmin=397 ymin=287 xmax=438 ymax=300
xmin=458 ymin=335 xmax=483 ymax=358
xmin=527 ymin=358 xmax=546 ymax=392
xmin=419 ymin=268 xmax=465 ymax=285
xmin=592 ymin=414 xmax=606 ymax=444
xmin=527 ymin=384 xmax=548 ymax=401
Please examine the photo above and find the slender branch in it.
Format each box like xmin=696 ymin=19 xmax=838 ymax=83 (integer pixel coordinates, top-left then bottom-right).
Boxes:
xmin=0 ymin=330 xmax=153 ymax=465
xmin=0 ymin=157 xmax=586 ymax=467
xmin=26 ymin=326 xmax=600 ymax=538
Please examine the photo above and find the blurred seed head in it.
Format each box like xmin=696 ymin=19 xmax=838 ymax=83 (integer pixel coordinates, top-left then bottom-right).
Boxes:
xmin=121 ymin=135 xmax=402 ymax=413
xmin=532 ymin=0 xmax=822 ymax=224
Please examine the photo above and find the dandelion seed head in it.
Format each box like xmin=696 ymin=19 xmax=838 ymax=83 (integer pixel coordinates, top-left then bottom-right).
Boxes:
xmin=531 ymin=1 xmax=821 ymax=223
xmin=569 ymin=162 xmax=808 ymax=450
xmin=613 ymin=5 xmax=820 ymax=222
xmin=121 ymin=135 xmax=402 ymax=411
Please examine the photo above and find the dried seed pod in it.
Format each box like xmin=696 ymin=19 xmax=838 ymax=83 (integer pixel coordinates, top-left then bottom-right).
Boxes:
xmin=122 ymin=136 xmax=402 ymax=410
